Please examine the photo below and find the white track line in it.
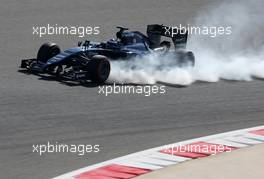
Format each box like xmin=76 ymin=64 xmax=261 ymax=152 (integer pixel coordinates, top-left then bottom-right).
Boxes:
xmin=206 ymin=138 xmax=249 ymax=148
xmin=53 ymin=125 xmax=264 ymax=179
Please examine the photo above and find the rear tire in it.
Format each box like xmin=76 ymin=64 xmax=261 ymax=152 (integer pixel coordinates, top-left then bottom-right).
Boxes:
xmin=37 ymin=43 xmax=61 ymax=63
xmin=178 ymin=51 xmax=195 ymax=67
xmin=89 ymin=55 xmax=111 ymax=83
xmin=184 ymin=51 xmax=195 ymax=67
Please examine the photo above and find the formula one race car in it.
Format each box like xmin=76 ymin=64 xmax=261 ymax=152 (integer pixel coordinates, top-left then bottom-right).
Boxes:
xmin=20 ymin=24 xmax=195 ymax=83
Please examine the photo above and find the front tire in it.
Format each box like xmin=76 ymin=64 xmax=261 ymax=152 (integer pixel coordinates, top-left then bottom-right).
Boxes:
xmin=37 ymin=42 xmax=61 ymax=63
xmin=89 ymin=55 xmax=111 ymax=83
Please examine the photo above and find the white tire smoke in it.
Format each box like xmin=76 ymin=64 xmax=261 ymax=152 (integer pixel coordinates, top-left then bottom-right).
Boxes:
xmin=108 ymin=0 xmax=264 ymax=85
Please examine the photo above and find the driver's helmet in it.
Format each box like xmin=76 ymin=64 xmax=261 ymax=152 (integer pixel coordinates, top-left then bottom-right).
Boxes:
xmin=120 ymin=33 xmax=137 ymax=45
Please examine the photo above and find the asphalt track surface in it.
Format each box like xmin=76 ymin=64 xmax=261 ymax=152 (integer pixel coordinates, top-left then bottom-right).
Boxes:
xmin=1 ymin=0 xmax=264 ymax=178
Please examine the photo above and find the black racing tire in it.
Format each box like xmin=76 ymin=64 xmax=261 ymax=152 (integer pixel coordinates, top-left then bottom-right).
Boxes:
xmin=184 ymin=51 xmax=195 ymax=67
xmin=89 ymin=55 xmax=111 ymax=83
xmin=37 ymin=42 xmax=61 ymax=63
xmin=178 ymin=51 xmax=195 ymax=67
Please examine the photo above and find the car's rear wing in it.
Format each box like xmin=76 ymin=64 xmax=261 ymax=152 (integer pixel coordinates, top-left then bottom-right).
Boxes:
xmin=147 ymin=24 xmax=188 ymax=50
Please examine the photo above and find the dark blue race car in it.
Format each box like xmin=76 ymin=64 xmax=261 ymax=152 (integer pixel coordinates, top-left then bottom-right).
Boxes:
xmin=20 ymin=24 xmax=195 ymax=83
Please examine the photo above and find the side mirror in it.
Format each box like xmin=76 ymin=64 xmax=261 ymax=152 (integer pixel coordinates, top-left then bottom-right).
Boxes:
xmin=78 ymin=41 xmax=83 ymax=47
xmin=83 ymin=40 xmax=90 ymax=47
